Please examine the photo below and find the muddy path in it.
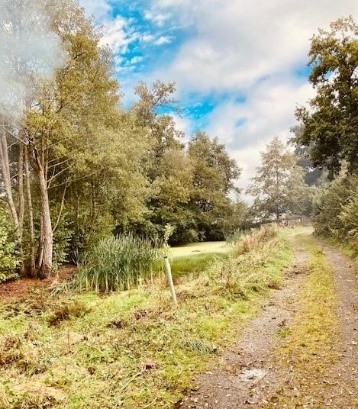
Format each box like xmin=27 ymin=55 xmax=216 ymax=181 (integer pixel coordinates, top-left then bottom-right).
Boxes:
xmin=175 ymin=232 xmax=358 ymax=408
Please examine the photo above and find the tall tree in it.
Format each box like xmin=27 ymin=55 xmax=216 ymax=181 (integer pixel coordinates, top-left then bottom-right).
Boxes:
xmin=291 ymin=125 xmax=326 ymax=186
xmin=38 ymin=1 xmax=150 ymax=265
xmin=0 ymin=0 xmax=149 ymax=276
xmin=188 ymin=132 xmax=241 ymax=240
xmin=294 ymin=16 xmax=358 ymax=177
xmin=248 ymin=137 xmax=311 ymax=221
xmin=0 ymin=0 xmax=65 ymax=277
xmin=125 ymin=81 xmax=189 ymax=242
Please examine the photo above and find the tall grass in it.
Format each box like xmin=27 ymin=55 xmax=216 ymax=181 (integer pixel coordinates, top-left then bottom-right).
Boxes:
xmin=209 ymin=224 xmax=284 ymax=298
xmin=76 ymin=234 xmax=162 ymax=292
xmin=234 ymin=223 xmax=278 ymax=256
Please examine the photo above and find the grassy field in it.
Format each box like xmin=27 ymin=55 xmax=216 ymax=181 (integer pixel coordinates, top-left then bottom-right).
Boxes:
xmin=168 ymin=241 xmax=230 ymax=258
xmin=0 ymin=226 xmax=295 ymax=408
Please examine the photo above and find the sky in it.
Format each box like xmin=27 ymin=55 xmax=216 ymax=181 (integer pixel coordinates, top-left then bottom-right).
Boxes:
xmin=78 ymin=0 xmax=358 ymax=196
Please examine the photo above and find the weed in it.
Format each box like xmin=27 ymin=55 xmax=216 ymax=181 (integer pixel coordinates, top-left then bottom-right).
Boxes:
xmin=182 ymin=339 xmax=218 ymax=354
xmin=75 ymin=234 xmax=162 ymax=293
xmin=47 ymin=300 xmax=90 ymax=326
xmin=0 ymin=227 xmax=296 ymax=409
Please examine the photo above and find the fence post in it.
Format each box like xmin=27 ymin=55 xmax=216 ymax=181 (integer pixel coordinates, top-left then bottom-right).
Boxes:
xmin=163 ymin=256 xmax=177 ymax=305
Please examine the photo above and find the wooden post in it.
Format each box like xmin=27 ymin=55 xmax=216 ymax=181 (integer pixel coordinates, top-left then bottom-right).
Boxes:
xmin=163 ymin=256 xmax=177 ymax=305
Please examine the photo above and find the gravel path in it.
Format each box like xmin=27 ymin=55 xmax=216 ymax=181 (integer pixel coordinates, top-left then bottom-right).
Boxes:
xmin=175 ymin=233 xmax=358 ymax=408
xmin=317 ymin=243 xmax=358 ymax=407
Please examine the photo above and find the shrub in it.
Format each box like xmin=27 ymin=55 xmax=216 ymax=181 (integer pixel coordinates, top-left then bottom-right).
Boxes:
xmin=76 ymin=234 xmax=161 ymax=292
xmin=313 ymin=174 xmax=358 ymax=241
xmin=339 ymin=185 xmax=358 ymax=250
xmin=0 ymin=207 xmax=19 ymax=283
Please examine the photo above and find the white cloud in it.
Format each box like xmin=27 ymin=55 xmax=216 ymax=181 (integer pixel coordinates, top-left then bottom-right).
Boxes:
xmin=78 ymin=0 xmax=111 ymax=20
xmin=171 ymin=113 xmax=192 ymax=139
xmin=79 ymin=0 xmax=358 ymax=202
xmin=205 ymin=75 xmax=316 ymax=193
xmin=141 ymin=34 xmax=155 ymax=43
xmin=154 ymin=36 xmax=172 ymax=46
xmin=149 ymin=0 xmax=358 ymax=93
xmin=144 ymin=10 xmax=170 ymax=27
xmin=98 ymin=16 xmax=130 ymax=54
xmin=141 ymin=0 xmax=358 ymax=200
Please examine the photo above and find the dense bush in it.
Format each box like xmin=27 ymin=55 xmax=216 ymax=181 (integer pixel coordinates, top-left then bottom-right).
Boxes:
xmin=76 ymin=234 xmax=161 ymax=292
xmin=0 ymin=207 xmax=20 ymax=282
xmin=313 ymin=175 xmax=358 ymax=248
xmin=339 ymin=183 xmax=358 ymax=250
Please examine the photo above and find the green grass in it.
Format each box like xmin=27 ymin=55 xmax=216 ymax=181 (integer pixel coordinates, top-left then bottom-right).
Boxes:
xmin=0 ymin=226 xmax=295 ymax=409
xmin=265 ymin=232 xmax=338 ymax=408
xmin=75 ymin=234 xmax=161 ymax=292
xmin=169 ymin=252 xmax=227 ymax=278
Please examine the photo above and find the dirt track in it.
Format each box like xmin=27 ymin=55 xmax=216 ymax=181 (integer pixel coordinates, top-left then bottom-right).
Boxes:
xmin=176 ymin=232 xmax=358 ymax=408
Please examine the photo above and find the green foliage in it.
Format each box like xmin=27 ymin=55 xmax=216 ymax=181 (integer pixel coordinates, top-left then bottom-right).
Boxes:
xmin=294 ymin=17 xmax=358 ymax=176
xmin=187 ymin=132 xmax=241 ymax=241
xmin=0 ymin=0 xmax=245 ymax=280
xmin=209 ymin=223 xmax=288 ymax=301
xmin=248 ymin=137 xmax=313 ymax=221
xmin=76 ymin=234 xmax=162 ymax=292
xmin=313 ymin=174 xmax=358 ymax=247
xmin=0 ymin=207 xmax=19 ymax=282
xmin=339 ymin=193 xmax=358 ymax=246
xmin=292 ymin=128 xmax=327 ymax=186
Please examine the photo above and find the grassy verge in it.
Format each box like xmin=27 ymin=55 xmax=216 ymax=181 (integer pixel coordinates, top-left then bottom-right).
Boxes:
xmin=323 ymin=237 xmax=358 ymax=270
xmin=0 ymin=227 xmax=293 ymax=409
xmin=265 ymin=233 xmax=338 ymax=408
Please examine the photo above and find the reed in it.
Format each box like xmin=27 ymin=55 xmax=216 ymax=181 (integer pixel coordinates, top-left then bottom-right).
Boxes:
xmin=76 ymin=234 xmax=161 ymax=293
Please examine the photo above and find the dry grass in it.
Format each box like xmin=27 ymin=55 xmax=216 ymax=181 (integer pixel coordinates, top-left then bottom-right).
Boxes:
xmin=0 ymin=226 xmax=294 ymax=409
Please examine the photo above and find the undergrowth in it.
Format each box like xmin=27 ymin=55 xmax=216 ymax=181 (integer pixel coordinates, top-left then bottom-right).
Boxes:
xmin=75 ymin=234 xmax=162 ymax=292
xmin=0 ymin=225 xmax=295 ymax=409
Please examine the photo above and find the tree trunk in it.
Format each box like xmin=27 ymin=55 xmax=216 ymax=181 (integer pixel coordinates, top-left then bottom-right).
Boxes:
xmin=36 ymin=168 xmax=53 ymax=278
xmin=29 ymin=137 xmax=53 ymax=279
xmin=25 ymin=147 xmax=36 ymax=276
xmin=18 ymin=142 xmax=25 ymax=276
xmin=0 ymin=123 xmax=19 ymax=229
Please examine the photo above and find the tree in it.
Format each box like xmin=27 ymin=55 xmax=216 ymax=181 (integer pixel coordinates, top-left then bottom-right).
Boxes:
xmin=124 ymin=81 xmax=191 ymax=243
xmin=294 ymin=16 xmax=358 ymax=177
xmin=0 ymin=0 xmax=65 ymax=277
xmin=188 ymin=132 xmax=241 ymax=240
xmin=131 ymin=80 xmax=182 ymax=182
xmin=0 ymin=0 xmax=150 ymax=276
xmin=312 ymin=174 xmax=358 ymax=239
xmin=291 ymin=125 xmax=326 ymax=186
xmin=248 ymin=137 xmax=311 ymax=221
xmin=40 ymin=2 xmax=150 ymax=265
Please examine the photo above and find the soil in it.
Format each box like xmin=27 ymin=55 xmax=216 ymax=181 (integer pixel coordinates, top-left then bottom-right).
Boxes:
xmin=0 ymin=265 xmax=76 ymax=299
xmin=175 ymin=234 xmax=358 ymax=409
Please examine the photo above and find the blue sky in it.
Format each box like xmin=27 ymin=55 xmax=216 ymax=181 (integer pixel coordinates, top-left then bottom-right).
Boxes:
xmin=79 ymin=0 xmax=358 ymax=193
